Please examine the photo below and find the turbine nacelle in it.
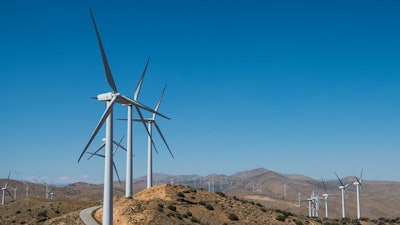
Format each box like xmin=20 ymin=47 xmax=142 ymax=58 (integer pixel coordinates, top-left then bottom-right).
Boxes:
xmin=97 ymin=92 xmax=115 ymax=102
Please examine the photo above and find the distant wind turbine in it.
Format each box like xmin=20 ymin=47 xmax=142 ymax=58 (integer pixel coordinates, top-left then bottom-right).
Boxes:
xmin=335 ymin=172 xmax=352 ymax=218
xmin=1 ymin=172 xmax=12 ymax=205
xmin=86 ymin=136 xmax=126 ymax=185
xmin=321 ymin=177 xmax=332 ymax=218
xmin=353 ymin=170 xmax=363 ymax=219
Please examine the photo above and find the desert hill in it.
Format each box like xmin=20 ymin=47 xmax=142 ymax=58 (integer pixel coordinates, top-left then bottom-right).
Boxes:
xmin=94 ymin=184 xmax=319 ymax=225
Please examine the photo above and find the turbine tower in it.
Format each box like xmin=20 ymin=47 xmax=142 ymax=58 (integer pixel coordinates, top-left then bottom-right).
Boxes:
xmin=321 ymin=177 xmax=332 ymax=218
xmin=353 ymin=170 xmax=363 ymax=219
xmin=78 ymin=8 xmax=170 ymax=225
xmin=335 ymin=173 xmax=351 ymax=218
xmin=1 ymin=172 xmax=12 ymax=205
xmin=124 ymin=57 xmax=150 ymax=198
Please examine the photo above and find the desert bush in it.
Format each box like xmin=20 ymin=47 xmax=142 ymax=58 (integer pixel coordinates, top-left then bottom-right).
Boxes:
xmin=167 ymin=204 xmax=176 ymax=211
xmin=205 ymin=203 xmax=214 ymax=210
xmin=295 ymin=220 xmax=304 ymax=225
xmin=37 ymin=211 xmax=48 ymax=218
xmin=176 ymin=212 xmax=183 ymax=220
xmin=15 ymin=210 xmax=21 ymax=214
xmin=199 ymin=201 xmax=206 ymax=206
xmin=166 ymin=212 xmax=175 ymax=217
xmin=276 ymin=214 xmax=286 ymax=222
xmin=186 ymin=211 xmax=192 ymax=217
xmin=177 ymin=192 xmax=185 ymax=198
xmin=216 ymin=192 xmax=226 ymax=197
xmin=256 ymin=202 xmax=263 ymax=207
xmin=228 ymin=213 xmax=239 ymax=221
xmin=191 ymin=216 xmax=199 ymax=223
xmin=351 ymin=219 xmax=361 ymax=225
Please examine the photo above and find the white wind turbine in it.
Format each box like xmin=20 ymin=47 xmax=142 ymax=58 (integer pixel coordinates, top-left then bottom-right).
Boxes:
xmin=1 ymin=172 xmax=12 ymax=205
xmin=42 ymin=181 xmax=51 ymax=199
xmin=321 ymin=177 xmax=332 ymax=218
xmin=335 ymin=172 xmax=352 ymax=218
xmin=138 ymin=84 xmax=174 ymax=188
xmin=86 ymin=136 xmax=126 ymax=185
xmin=353 ymin=170 xmax=363 ymax=219
xmin=121 ymin=84 xmax=174 ymax=188
xmin=78 ymin=8 xmax=170 ymax=225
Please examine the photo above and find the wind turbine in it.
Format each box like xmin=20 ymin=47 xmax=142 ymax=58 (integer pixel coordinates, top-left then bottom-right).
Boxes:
xmin=321 ymin=177 xmax=332 ymax=218
xmin=353 ymin=170 xmax=363 ymax=219
xmin=78 ymin=9 xmax=170 ymax=225
xmin=140 ymin=84 xmax=173 ymax=188
xmin=42 ymin=181 xmax=51 ymax=199
xmin=86 ymin=136 xmax=126 ymax=185
xmin=1 ymin=172 xmax=12 ymax=205
xmin=121 ymin=84 xmax=174 ymax=188
xmin=335 ymin=173 xmax=352 ymax=218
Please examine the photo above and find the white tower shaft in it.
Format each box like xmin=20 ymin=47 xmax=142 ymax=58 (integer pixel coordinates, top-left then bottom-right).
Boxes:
xmin=125 ymin=105 xmax=133 ymax=198
xmin=356 ymin=184 xmax=361 ymax=219
xmin=147 ymin=122 xmax=153 ymax=188
xmin=103 ymin=100 xmax=114 ymax=225
xmin=341 ymin=188 xmax=346 ymax=218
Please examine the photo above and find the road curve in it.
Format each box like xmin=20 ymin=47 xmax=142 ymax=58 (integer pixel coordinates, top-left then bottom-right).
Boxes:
xmin=79 ymin=205 xmax=102 ymax=225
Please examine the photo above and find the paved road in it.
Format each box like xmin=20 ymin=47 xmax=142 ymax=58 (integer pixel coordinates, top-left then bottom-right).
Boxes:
xmin=79 ymin=205 xmax=102 ymax=225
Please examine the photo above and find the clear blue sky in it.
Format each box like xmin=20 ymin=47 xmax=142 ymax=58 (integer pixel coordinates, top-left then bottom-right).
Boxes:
xmin=1 ymin=0 xmax=399 ymax=184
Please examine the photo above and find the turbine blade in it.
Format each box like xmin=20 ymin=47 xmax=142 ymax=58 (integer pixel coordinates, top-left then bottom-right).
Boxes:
xmin=355 ymin=175 xmax=361 ymax=185
xmin=321 ymin=177 xmax=327 ymax=194
xmin=134 ymin=57 xmax=150 ymax=100
xmin=334 ymin=172 xmax=344 ymax=186
xmin=5 ymin=189 xmax=13 ymax=198
xmin=113 ymin=136 xmax=127 ymax=152
xmin=135 ymin=107 xmax=159 ymax=154
xmin=87 ymin=143 xmax=105 ymax=160
xmin=78 ymin=96 xmax=118 ymax=162
xmin=119 ymin=95 xmax=170 ymax=120
xmin=152 ymin=84 xmax=167 ymax=120
xmin=89 ymin=8 xmax=118 ymax=93
xmin=4 ymin=171 xmax=11 ymax=189
xmin=113 ymin=162 xmax=122 ymax=185
xmin=86 ymin=151 xmax=105 ymax=158
xmin=153 ymin=121 xmax=174 ymax=158
xmin=360 ymin=169 xmax=363 ymax=181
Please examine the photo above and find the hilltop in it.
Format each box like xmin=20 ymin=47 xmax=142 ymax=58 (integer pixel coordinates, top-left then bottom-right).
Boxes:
xmin=93 ymin=184 xmax=316 ymax=225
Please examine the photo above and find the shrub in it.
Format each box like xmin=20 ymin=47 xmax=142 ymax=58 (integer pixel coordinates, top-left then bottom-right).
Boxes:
xmin=205 ymin=203 xmax=214 ymax=210
xmin=228 ymin=213 xmax=239 ymax=221
xmin=186 ymin=211 xmax=192 ymax=217
xmin=16 ymin=210 xmax=21 ymax=214
xmin=199 ymin=201 xmax=206 ymax=206
xmin=191 ymin=217 xmax=199 ymax=223
xmin=216 ymin=192 xmax=226 ymax=197
xmin=295 ymin=220 xmax=303 ymax=225
xmin=177 ymin=192 xmax=185 ymax=198
xmin=176 ymin=213 xmax=183 ymax=220
xmin=276 ymin=214 xmax=286 ymax=222
xmin=167 ymin=204 xmax=176 ymax=211
xmin=37 ymin=211 xmax=48 ymax=217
